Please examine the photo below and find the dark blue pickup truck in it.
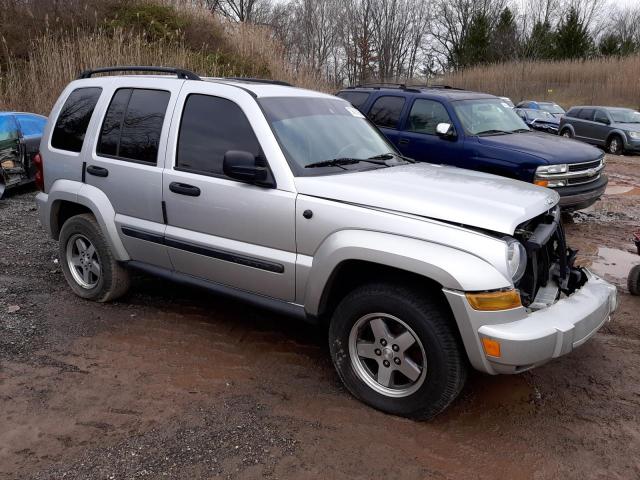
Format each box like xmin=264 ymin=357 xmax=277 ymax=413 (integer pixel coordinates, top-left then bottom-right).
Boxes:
xmin=336 ymin=85 xmax=607 ymax=210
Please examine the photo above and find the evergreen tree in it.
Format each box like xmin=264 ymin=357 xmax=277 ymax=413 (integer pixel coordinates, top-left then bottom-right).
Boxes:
xmin=525 ymin=20 xmax=555 ymax=59
xmin=491 ymin=7 xmax=518 ymax=62
xmin=598 ymin=32 xmax=637 ymax=57
xmin=554 ymin=7 xmax=593 ymax=59
xmin=459 ymin=11 xmax=491 ymax=67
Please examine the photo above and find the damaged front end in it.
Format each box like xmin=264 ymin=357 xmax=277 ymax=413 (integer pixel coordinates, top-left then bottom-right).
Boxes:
xmin=0 ymin=141 xmax=32 ymax=199
xmin=514 ymin=206 xmax=587 ymax=310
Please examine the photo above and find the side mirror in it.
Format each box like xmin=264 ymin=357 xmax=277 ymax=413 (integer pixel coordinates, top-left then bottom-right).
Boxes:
xmin=223 ymin=150 xmax=275 ymax=188
xmin=436 ymin=122 xmax=456 ymax=139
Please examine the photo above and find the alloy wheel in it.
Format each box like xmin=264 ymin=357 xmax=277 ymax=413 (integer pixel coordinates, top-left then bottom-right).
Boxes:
xmin=66 ymin=233 xmax=102 ymax=289
xmin=348 ymin=312 xmax=427 ymax=398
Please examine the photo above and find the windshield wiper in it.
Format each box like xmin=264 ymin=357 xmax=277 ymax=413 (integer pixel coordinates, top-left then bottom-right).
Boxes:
xmin=368 ymin=152 xmax=415 ymax=163
xmin=475 ymin=129 xmax=513 ymax=136
xmin=510 ymin=128 xmax=531 ymax=133
xmin=304 ymin=158 xmax=360 ymax=169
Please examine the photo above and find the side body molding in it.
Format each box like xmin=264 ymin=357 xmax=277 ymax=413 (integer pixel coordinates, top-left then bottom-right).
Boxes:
xmin=302 ymin=230 xmax=511 ymax=316
xmin=44 ymin=180 xmax=130 ymax=261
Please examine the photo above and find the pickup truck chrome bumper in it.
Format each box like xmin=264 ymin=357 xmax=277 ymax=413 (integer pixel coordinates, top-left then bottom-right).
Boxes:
xmin=444 ymin=269 xmax=617 ymax=375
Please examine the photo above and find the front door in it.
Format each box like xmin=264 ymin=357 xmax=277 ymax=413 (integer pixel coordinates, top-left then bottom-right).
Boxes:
xmin=162 ymin=85 xmax=297 ymax=302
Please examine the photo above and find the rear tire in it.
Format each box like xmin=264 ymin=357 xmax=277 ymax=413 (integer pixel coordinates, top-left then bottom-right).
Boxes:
xmin=328 ymin=283 xmax=467 ymax=420
xmin=59 ymin=214 xmax=130 ymax=302
xmin=628 ymin=265 xmax=640 ymax=296
xmin=607 ymin=134 xmax=624 ymax=155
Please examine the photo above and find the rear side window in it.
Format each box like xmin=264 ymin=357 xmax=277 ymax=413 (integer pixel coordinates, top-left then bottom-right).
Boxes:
xmin=577 ymin=109 xmax=594 ymax=121
xmin=16 ymin=114 xmax=46 ymax=136
xmin=407 ymin=99 xmax=451 ymax=135
xmin=336 ymin=91 xmax=370 ymax=110
xmin=368 ymin=96 xmax=405 ymax=129
xmin=97 ymin=88 xmax=170 ymax=164
xmin=176 ymin=94 xmax=261 ymax=177
xmin=51 ymin=87 xmax=102 ymax=152
xmin=566 ymin=108 xmax=580 ymax=118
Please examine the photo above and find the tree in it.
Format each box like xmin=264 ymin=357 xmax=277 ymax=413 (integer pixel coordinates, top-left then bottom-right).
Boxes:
xmin=490 ymin=7 xmax=517 ymax=62
xmin=525 ymin=20 xmax=555 ymax=59
xmin=458 ymin=11 xmax=491 ymax=67
xmin=554 ymin=6 xmax=593 ymax=59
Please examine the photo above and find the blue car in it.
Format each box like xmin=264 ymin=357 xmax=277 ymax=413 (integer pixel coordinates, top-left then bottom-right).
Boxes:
xmin=515 ymin=100 xmax=565 ymax=119
xmin=336 ymin=85 xmax=606 ymax=210
xmin=0 ymin=112 xmax=46 ymax=198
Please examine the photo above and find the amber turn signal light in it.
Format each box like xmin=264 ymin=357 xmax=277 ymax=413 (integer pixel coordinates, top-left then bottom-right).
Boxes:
xmin=466 ymin=289 xmax=522 ymax=311
xmin=481 ymin=338 xmax=501 ymax=357
xmin=534 ymin=180 xmax=548 ymax=187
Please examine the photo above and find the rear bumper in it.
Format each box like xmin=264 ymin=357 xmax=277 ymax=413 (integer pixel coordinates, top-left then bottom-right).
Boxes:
xmin=557 ymin=174 xmax=608 ymax=210
xmin=444 ymin=269 xmax=617 ymax=375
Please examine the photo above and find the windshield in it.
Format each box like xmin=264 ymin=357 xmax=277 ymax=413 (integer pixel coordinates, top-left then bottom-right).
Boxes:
xmin=259 ymin=97 xmax=397 ymax=175
xmin=539 ymin=103 xmax=565 ymax=114
xmin=452 ymin=98 xmax=529 ymax=135
xmin=609 ymin=108 xmax=640 ymax=123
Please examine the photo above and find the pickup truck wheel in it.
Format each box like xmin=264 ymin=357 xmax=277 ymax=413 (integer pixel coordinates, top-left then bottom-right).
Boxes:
xmin=607 ymin=135 xmax=623 ymax=155
xmin=329 ymin=283 xmax=467 ymax=420
xmin=59 ymin=214 xmax=130 ymax=302
xmin=628 ymin=265 xmax=640 ymax=296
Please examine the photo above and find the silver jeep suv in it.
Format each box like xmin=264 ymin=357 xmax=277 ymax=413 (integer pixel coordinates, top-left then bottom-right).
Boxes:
xmin=35 ymin=67 xmax=617 ymax=419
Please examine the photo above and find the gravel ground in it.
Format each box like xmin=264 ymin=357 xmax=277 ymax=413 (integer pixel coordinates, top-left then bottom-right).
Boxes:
xmin=1 ymin=155 xmax=639 ymax=479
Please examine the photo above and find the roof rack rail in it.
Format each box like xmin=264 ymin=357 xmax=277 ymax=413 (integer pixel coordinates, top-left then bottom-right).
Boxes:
xmin=421 ymin=84 xmax=463 ymax=90
xmin=347 ymin=83 xmax=422 ymax=93
xmin=78 ymin=66 xmax=201 ymax=81
xmin=222 ymin=77 xmax=292 ymax=87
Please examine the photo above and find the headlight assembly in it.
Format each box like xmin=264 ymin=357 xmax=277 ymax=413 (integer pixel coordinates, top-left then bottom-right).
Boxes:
xmin=628 ymin=131 xmax=640 ymax=140
xmin=505 ymin=237 xmax=527 ymax=283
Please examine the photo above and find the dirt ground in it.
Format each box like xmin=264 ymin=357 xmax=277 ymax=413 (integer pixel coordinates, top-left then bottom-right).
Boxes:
xmin=1 ymin=154 xmax=639 ymax=480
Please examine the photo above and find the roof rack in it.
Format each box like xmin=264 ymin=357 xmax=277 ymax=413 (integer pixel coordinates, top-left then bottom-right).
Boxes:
xmin=78 ymin=66 xmax=201 ymax=81
xmin=348 ymin=83 xmax=421 ymax=93
xmin=222 ymin=77 xmax=292 ymax=87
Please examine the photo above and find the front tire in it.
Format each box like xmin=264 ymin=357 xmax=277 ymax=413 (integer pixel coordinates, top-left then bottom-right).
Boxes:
xmin=329 ymin=283 xmax=467 ymax=420
xmin=607 ymin=134 xmax=624 ymax=155
xmin=561 ymin=128 xmax=573 ymax=138
xmin=59 ymin=214 xmax=130 ymax=302
xmin=628 ymin=265 xmax=640 ymax=296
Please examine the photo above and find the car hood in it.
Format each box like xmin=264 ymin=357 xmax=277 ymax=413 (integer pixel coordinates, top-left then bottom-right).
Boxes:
xmin=477 ymin=132 xmax=600 ymax=164
xmin=294 ymin=163 xmax=559 ymax=235
xmin=613 ymin=122 xmax=640 ymax=132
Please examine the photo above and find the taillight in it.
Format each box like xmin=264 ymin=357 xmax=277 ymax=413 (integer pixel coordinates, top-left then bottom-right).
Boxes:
xmin=32 ymin=152 xmax=44 ymax=191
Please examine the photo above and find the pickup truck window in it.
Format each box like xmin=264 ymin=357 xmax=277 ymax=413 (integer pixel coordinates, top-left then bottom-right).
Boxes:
xmin=407 ymin=99 xmax=451 ymax=135
xmin=259 ymin=97 xmax=394 ymax=175
xmin=97 ymin=88 xmax=170 ymax=164
xmin=368 ymin=96 xmax=405 ymax=129
xmin=176 ymin=94 xmax=261 ymax=177
xmin=51 ymin=87 xmax=102 ymax=153
xmin=452 ymin=98 xmax=528 ymax=136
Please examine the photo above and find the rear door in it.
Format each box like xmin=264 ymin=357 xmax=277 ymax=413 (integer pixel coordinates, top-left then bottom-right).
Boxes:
xmin=398 ymin=98 xmax=464 ymax=165
xmin=85 ymin=78 xmax=181 ymax=269
xmin=574 ymin=108 xmax=595 ymax=141
xmin=162 ymin=83 xmax=296 ymax=301
xmin=365 ymin=95 xmax=407 ymax=148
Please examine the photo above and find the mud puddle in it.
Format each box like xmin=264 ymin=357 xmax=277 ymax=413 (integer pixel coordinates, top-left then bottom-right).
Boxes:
xmin=579 ymin=246 xmax=640 ymax=287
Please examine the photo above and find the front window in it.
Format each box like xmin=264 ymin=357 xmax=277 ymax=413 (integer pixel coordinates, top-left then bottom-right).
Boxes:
xmin=452 ymin=98 xmax=529 ymax=136
xmin=539 ymin=103 xmax=565 ymax=115
xmin=609 ymin=108 xmax=640 ymax=124
xmin=259 ymin=97 xmax=397 ymax=175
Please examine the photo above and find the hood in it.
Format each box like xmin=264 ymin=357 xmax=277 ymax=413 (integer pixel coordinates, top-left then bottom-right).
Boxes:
xmin=613 ymin=122 xmax=640 ymax=132
xmin=477 ymin=132 xmax=601 ymax=164
xmin=294 ymin=163 xmax=559 ymax=234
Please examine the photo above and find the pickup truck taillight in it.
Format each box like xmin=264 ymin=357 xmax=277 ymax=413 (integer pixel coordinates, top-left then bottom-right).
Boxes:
xmin=32 ymin=152 xmax=44 ymax=191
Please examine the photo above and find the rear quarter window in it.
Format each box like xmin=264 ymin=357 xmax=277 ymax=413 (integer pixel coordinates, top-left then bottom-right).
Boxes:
xmin=51 ymin=87 xmax=102 ymax=152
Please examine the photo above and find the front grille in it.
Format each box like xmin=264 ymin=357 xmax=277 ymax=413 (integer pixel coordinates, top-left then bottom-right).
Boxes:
xmin=567 ymin=173 xmax=601 ymax=186
xmin=568 ymin=158 xmax=601 ymax=172
xmin=562 ymin=156 xmax=604 ymax=186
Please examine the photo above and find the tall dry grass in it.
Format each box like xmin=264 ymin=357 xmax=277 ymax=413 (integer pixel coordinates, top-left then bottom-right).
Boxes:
xmin=0 ymin=0 xmax=330 ymax=115
xmin=442 ymin=56 xmax=640 ymax=109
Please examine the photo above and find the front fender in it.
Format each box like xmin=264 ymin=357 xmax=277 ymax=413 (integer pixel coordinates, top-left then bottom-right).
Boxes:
xmin=303 ymin=230 xmax=511 ymax=316
xmin=44 ymin=180 xmax=130 ymax=261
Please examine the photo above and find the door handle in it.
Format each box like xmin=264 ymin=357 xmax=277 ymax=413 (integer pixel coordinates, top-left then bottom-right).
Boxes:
xmin=398 ymin=138 xmax=409 ymax=145
xmin=86 ymin=165 xmax=109 ymax=177
xmin=169 ymin=182 xmax=201 ymax=197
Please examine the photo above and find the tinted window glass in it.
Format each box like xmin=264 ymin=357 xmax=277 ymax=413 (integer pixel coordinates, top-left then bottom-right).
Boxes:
xmin=336 ymin=91 xmax=370 ymax=110
xmin=368 ymin=96 xmax=405 ymax=128
xmin=578 ymin=109 xmax=594 ymax=120
xmin=97 ymin=89 xmax=132 ymax=157
xmin=407 ymin=99 xmax=451 ymax=135
xmin=119 ymin=89 xmax=170 ymax=163
xmin=594 ymin=110 xmax=609 ymax=124
xmin=566 ymin=108 xmax=580 ymax=118
xmin=0 ymin=115 xmax=20 ymax=142
xmin=177 ymin=94 xmax=260 ymax=176
xmin=16 ymin=115 xmax=46 ymax=136
xmin=51 ymin=87 xmax=102 ymax=152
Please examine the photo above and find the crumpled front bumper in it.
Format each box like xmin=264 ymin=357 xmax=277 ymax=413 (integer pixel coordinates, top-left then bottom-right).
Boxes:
xmin=444 ymin=269 xmax=617 ymax=375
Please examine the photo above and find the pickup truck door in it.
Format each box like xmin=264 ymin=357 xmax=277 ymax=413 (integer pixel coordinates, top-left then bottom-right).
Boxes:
xmin=162 ymin=83 xmax=297 ymax=302
xmin=397 ymin=98 xmax=464 ymax=166
xmin=84 ymin=78 xmax=183 ymax=270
